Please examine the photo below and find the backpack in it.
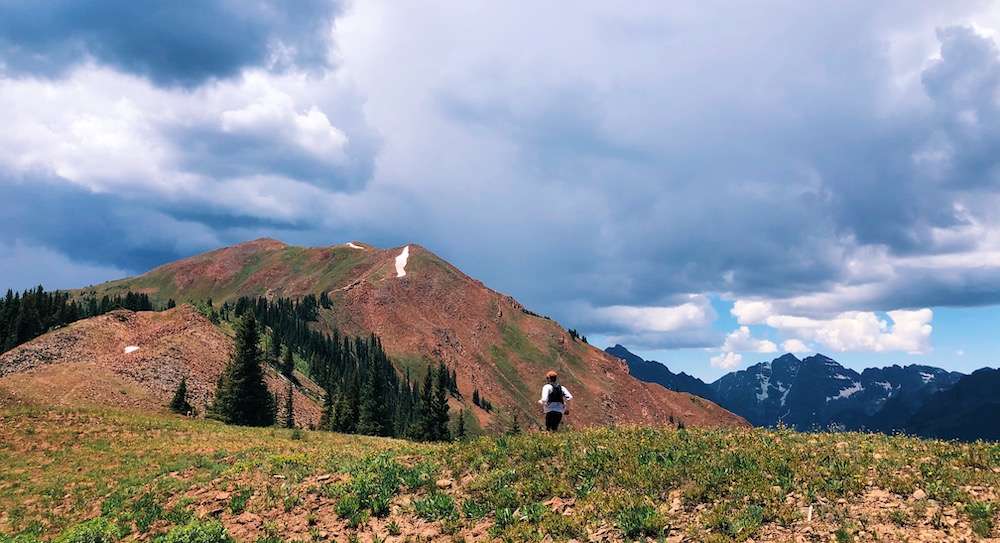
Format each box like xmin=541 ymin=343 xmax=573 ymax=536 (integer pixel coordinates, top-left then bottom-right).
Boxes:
xmin=547 ymin=383 xmax=565 ymax=403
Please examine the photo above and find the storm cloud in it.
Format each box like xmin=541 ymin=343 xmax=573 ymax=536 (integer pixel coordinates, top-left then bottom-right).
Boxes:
xmin=0 ymin=0 xmax=340 ymax=86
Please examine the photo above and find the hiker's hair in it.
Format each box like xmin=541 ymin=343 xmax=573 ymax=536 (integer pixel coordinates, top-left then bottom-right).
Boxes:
xmin=546 ymin=370 xmax=558 ymax=382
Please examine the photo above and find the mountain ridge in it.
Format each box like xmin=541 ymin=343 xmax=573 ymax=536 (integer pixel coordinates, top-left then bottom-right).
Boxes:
xmin=604 ymin=345 xmax=991 ymax=440
xmin=12 ymin=239 xmax=747 ymax=431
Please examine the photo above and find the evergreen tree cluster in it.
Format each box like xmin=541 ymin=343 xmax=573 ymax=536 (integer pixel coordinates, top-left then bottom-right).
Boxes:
xmin=472 ymin=388 xmax=493 ymax=412
xmin=567 ymin=328 xmax=587 ymax=343
xmin=1 ymin=286 xmax=155 ymax=353
xmin=223 ymin=295 xmax=455 ymax=441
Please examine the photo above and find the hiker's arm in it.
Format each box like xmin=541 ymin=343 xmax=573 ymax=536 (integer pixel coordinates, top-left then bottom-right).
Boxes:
xmin=538 ymin=385 xmax=548 ymax=404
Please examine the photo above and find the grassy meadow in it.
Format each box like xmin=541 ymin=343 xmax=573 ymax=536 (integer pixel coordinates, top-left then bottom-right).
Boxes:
xmin=0 ymin=405 xmax=997 ymax=542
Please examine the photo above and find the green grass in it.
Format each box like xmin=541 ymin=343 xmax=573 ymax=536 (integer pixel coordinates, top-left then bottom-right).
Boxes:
xmin=1 ymin=407 xmax=998 ymax=542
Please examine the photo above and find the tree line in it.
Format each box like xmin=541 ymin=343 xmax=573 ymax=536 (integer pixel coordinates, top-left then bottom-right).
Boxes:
xmin=0 ymin=286 xmax=155 ymax=353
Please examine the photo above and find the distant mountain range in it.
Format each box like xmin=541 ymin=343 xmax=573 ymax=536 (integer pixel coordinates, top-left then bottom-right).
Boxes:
xmin=606 ymin=344 xmax=997 ymax=441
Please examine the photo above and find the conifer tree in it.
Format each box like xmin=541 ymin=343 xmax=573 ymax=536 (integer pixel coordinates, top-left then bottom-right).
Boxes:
xmin=472 ymin=388 xmax=480 ymax=407
xmin=455 ymin=409 xmax=466 ymax=440
xmin=284 ymin=381 xmax=295 ymax=429
xmin=166 ymin=299 xmax=177 ymax=309
xmin=281 ymin=346 xmax=294 ymax=377
xmin=410 ymin=365 xmax=435 ymax=440
xmin=433 ymin=362 xmax=451 ymax=441
xmin=357 ymin=362 xmax=384 ymax=436
xmin=209 ymin=313 xmax=275 ymax=426
xmin=449 ymin=367 xmax=459 ymax=396
xmin=270 ymin=330 xmax=283 ymax=364
xmin=169 ymin=378 xmax=192 ymax=415
xmin=320 ymin=388 xmax=335 ymax=431
xmin=507 ymin=410 xmax=521 ymax=435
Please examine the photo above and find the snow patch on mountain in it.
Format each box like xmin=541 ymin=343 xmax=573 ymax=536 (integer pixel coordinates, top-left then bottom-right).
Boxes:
xmin=774 ymin=382 xmax=789 ymax=406
xmin=395 ymin=246 xmax=410 ymax=277
xmin=756 ymin=373 xmax=770 ymax=402
xmin=919 ymin=372 xmax=934 ymax=383
xmin=346 ymin=242 xmax=364 ymax=250
xmin=827 ymin=382 xmax=863 ymax=401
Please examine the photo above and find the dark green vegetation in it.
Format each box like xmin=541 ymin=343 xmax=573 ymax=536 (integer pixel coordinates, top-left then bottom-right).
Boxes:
xmin=1 ymin=407 xmax=996 ymax=542
xmin=217 ymin=295 xmax=456 ymax=442
xmin=208 ymin=314 xmax=275 ymax=427
xmin=168 ymin=379 xmax=191 ymax=416
xmin=0 ymin=286 xmax=155 ymax=354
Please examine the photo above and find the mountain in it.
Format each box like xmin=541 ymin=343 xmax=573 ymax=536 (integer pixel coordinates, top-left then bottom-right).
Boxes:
xmin=0 ymin=305 xmax=323 ymax=425
xmin=606 ymin=346 xmax=985 ymax=438
xmin=709 ymin=353 xmax=965 ymax=431
xmin=604 ymin=344 xmax=716 ymax=401
xmin=53 ymin=239 xmax=745 ymax=431
xmin=905 ymin=368 xmax=1000 ymax=441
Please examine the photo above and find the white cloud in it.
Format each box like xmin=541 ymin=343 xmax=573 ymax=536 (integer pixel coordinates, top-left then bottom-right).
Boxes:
xmin=763 ymin=309 xmax=933 ymax=354
xmin=710 ymin=351 xmax=743 ymax=369
xmin=731 ymin=300 xmax=774 ymax=325
xmin=782 ymin=339 xmax=811 ymax=353
xmin=0 ymin=64 xmax=359 ymax=206
xmin=721 ymin=326 xmax=778 ymax=353
xmin=586 ymin=295 xmax=715 ymax=333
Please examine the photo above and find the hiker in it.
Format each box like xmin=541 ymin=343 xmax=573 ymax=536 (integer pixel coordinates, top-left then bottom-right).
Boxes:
xmin=539 ymin=370 xmax=572 ymax=431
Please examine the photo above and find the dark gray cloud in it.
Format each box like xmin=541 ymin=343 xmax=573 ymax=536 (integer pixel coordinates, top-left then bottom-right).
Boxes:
xmin=0 ymin=0 xmax=340 ymax=86
xmin=167 ymin=121 xmax=376 ymax=193
xmin=0 ymin=173 xmax=313 ymax=274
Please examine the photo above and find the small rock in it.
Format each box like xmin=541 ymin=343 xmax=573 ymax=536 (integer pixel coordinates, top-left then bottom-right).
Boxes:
xmin=912 ymin=489 xmax=927 ymax=500
xmin=273 ymin=474 xmax=286 ymax=480
xmin=435 ymin=478 xmax=453 ymax=489
xmin=236 ymin=512 xmax=261 ymax=525
xmin=214 ymin=491 xmax=230 ymax=501
xmin=316 ymin=474 xmax=331 ymax=482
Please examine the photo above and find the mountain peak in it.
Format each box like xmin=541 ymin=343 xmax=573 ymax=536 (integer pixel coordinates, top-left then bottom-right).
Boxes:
xmin=76 ymin=240 xmax=747 ymax=431
xmin=774 ymin=353 xmax=801 ymax=364
xmin=237 ymin=237 xmax=288 ymax=250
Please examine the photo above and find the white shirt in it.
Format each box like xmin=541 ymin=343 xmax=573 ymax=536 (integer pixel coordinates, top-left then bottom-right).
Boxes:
xmin=539 ymin=383 xmax=573 ymax=413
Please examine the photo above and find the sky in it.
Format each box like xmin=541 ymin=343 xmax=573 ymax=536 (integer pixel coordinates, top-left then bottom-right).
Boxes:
xmin=3 ymin=1 xmax=1000 ymax=380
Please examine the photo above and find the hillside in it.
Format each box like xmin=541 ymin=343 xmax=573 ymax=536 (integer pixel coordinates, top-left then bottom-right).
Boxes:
xmin=79 ymin=239 xmax=745 ymax=431
xmin=0 ymin=406 xmax=997 ymax=542
xmin=0 ymin=305 xmax=322 ymax=426
xmin=605 ymin=344 xmax=715 ymax=401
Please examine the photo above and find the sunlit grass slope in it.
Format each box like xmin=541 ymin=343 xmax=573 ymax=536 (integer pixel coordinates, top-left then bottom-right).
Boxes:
xmin=0 ymin=406 xmax=997 ymax=542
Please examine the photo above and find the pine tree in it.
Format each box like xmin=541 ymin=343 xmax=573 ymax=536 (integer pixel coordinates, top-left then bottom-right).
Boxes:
xmin=284 ymin=381 xmax=295 ymax=429
xmin=507 ymin=409 xmax=521 ymax=435
xmin=169 ymin=378 xmax=192 ymax=415
xmin=449 ymin=367 xmax=459 ymax=396
xmin=455 ymin=409 xmax=467 ymax=440
xmin=356 ymin=362 xmax=384 ymax=436
xmin=472 ymin=388 xmax=480 ymax=407
xmin=281 ymin=346 xmax=294 ymax=377
xmin=166 ymin=299 xmax=176 ymax=309
xmin=270 ymin=330 xmax=283 ymax=364
xmin=410 ymin=365 xmax=435 ymax=440
xmin=209 ymin=313 xmax=275 ymax=426
xmin=320 ymin=388 xmax=335 ymax=431
xmin=433 ymin=362 xmax=451 ymax=441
